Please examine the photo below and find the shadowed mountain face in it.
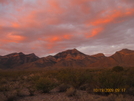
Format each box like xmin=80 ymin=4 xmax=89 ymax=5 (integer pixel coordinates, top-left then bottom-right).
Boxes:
xmin=54 ymin=49 xmax=88 ymax=60
xmin=53 ymin=49 xmax=97 ymax=67
xmin=111 ymin=49 xmax=134 ymax=67
xmin=0 ymin=52 xmax=39 ymax=69
xmin=0 ymin=48 xmax=134 ymax=69
xmin=90 ymin=49 xmax=134 ymax=68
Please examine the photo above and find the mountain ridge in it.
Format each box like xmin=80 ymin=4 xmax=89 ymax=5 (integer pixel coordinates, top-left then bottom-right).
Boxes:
xmin=0 ymin=48 xmax=134 ymax=69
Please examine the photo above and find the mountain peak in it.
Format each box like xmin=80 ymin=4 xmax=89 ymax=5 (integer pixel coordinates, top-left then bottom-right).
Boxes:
xmin=120 ymin=48 xmax=132 ymax=52
xmin=26 ymin=53 xmax=39 ymax=59
xmin=5 ymin=52 xmax=24 ymax=57
xmin=62 ymin=48 xmax=80 ymax=53
xmin=117 ymin=48 xmax=134 ymax=54
xmin=55 ymin=48 xmax=83 ymax=55
xmin=0 ymin=52 xmax=39 ymax=69
xmin=92 ymin=53 xmax=105 ymax=57
xmin=72 ymin=48 xmax=78 ymax=51
xmin=27 ymin=53 xmax=37 ymax=56
xmin=54 ymin=48 xmax=87 ymax=60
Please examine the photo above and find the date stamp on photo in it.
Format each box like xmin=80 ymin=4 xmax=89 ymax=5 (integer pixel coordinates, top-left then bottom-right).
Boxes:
xmin=93 ymin=88 xmax=126 ymax=93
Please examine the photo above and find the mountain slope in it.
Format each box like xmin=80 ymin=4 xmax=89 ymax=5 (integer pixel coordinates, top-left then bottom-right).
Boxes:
xmin=89 ymin=49 xmax=134 ymax=68
xmin=0 ymin=48 xmax=134 ymax=69
xmin=53 ymin=49 xmax=96 ymax=67
xmin=111 ymin=49 xmax=134 ymax=67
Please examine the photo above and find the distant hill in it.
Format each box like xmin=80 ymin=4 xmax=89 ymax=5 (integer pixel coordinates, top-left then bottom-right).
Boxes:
xmin=0 ymin=48 xmax=134 ymax=69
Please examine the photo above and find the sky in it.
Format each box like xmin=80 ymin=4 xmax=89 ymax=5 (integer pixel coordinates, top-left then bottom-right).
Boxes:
xmin=0 ymin=0 xmax=134 ymax=57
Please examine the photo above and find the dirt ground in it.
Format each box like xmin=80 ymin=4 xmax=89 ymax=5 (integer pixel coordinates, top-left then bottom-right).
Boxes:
xmin=1 ymin=90 xmax=134 ymax=101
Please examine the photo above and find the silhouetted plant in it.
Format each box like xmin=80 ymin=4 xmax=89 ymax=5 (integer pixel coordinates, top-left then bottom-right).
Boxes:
xmin=112 ymin=66 xmax=124 ymax=72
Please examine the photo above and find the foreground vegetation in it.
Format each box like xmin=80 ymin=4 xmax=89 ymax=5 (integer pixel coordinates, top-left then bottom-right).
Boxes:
xmin=0 ymin=66 xmax=134 ymax=101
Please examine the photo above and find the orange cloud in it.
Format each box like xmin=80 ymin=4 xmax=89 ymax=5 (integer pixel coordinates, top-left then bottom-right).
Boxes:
xmin=88 ymin=8 xmax=134 ymax=26
xmin=0 ymin=32 xmax=26 ymax=43
xmin=63 ymin=34 xmax=72 ymax=39
xmin=81 ymin=5 xmax=90 ymax=14
xmin=47 ymin=0 xmax=64 ymax=14
xmin=7 ymin=33 xmax=25 ymax=41
xmin=46 ymin=34 xmax=72 ymax=42
xmin=70 ymin=0 xmax=91 ymax=14
xmin=21 ymin=11 xmax=40 ymax=28
xmin=71 ymin=0 xmax=93 ymax=5
xmin=12 ymin=23 xmax=20 ymax=28
xmin=44 ymin=17 xmax=60 ymax=25
xmin=86 ymin=27 xmax=103 ymax=38
xmin=38 ymin=34 xmax=72 ymax=49
xmin=50 ymin=36 xmax=61 ymax=42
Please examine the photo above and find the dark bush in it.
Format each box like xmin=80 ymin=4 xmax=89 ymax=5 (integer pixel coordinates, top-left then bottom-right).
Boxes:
xmin=66 ymin=87 xmax=76 ymax=97
xmin=57 ymin=83 xmax=70 ymax=92
xmin=35 ymin=77 xmax=57 ymax=93
xmin=56 ymin=68 xmax=92 ymax=88
xmin=97 ymin=71 xmax=125 ymax=88
xmin=112 ymin=66 xmax=124 ymax=72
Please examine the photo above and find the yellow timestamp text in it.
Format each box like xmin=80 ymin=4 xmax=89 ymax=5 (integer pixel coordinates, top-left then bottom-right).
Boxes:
xmin=93 ymin=88 xmax=126 ymax=93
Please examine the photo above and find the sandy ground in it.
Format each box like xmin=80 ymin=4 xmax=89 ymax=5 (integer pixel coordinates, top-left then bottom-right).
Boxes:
xmin=1 ymin=90 xmax=134 ymax=101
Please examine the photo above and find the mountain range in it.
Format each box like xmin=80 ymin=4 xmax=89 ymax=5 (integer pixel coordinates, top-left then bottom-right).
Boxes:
xmin=0 ymin=48 xmax=134 ymax=69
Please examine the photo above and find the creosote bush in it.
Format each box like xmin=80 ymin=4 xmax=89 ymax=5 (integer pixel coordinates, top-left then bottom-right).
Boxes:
xmin=97 ymin=71 xmax=125 ymax=88
xmin=27 ymin=86 xmax=35 ymax=96
xmin=56 ymin=68 xmax=92 ymax=89
xmin=35 ymin=77 xmax=58 ymax=93
xmin=112 ymin=66 xmax=124 ymax=72
xmin=66 ymin=87 xmax=76 ymax=97
xmin=57 ymin=83 xmax=70 ymax=92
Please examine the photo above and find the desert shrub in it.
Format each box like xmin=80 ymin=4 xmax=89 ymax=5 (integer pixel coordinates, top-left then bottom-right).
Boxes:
xmin=79 ymin=84 xmax=89 ymax=91
xmin=0 ymin=85 xmax=10 ymax=92
xmin=0 ymin=78 xmax=7 ymax=85
xmin=125 ymin=87 xmax=134 ymax=96
xmin=3 ymin=90 xmax=17 ymax=101
xmin=56 ymin=68 xmax=92 ymax=88
xmin=15 ymin=88 xmax=24 ymax=97
xmin=126 ymin=71 xmax=134 ymax=87
xmin=5 ymin=95 xmax=17 ymax=101
xmin=27 ymin=86 xmax=35 ymax=96
xmin=28 ymin=75 xmax=40 ymax=82
xmin=35 ymin=77 xmax=57 ymax=93
xmin=112 ymin=66 xmax=124 ymax=72
xmin=57 ymin=83 xmax=70 ymax=92
xmin=66 ymin=87 xmax=76 ymax=97
xmin=106 ymin=94 xmax=127 ymax=101
xmin=107 ymin=94 xmax=117 ymax=101
xmin=97 ymin=71 xmax=125 ymax=88
xmin=122 ymin=68 xmax=134 ymax=95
